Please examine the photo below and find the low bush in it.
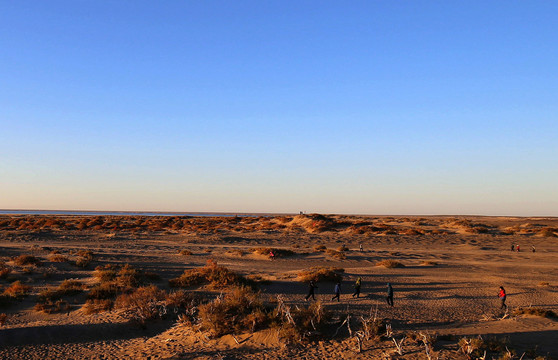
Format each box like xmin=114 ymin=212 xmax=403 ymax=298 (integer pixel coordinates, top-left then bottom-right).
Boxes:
xmin=325 ymin=249 xmax=346 ymax=260
xmin=0 ymin=263 xmax=11 ymax=278
xmin=179 ymin=250 xmax=193 ymax=256
xmin=297 ymin=267 xmax=344 ymax=282
xmin=513 ymin=307 xmax=557 ymax=318
xmin=13 ymin=255 xmax=41 ymax=267
xmin=34 ymin=299 xmax=70 ymax=314
xmin=198 ymin=286 xmax=267 ymax=337
xmin=169 ymin=260 xmax=256 ymax=289
xmin=313 ymin=245 xmax=327 ymax=252
xmin=336 ymin=245 xmax=349 ymax=252
xmin=83 ymin=299 xmax=114 ymax=314
xmin=250 ymin=247 xmax=296 ymax=257
xmin=115 ymin=285 xmax=167 ymax=326
xmin=0 ymin=313 xmax=6 ymax=326
xmin=376 ymin=260 xmax=405 ymax=268
xmin=48 ymin=254 xmax=68 ymax=263
xmin=3 ymin=281 xmax=31 ymax=298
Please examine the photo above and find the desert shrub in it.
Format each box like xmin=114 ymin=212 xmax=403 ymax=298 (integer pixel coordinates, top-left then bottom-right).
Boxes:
xmin=3 ymin=281 xmax=31 ymax=298
xmin=76 ymin=250 xmax=94 ymax=259
xmin=179 ymin=249 xmax=192 ymax=256
xmin=169 ymin=260 xmax=255 ymax=289
xmin=48 ymin=254 xmax=68 ymax=263
xmin=512 ymin=307 xmax=557 ymax=318
xmin=538 ymin=282 xmax=550 ymax=287
xmin=325 ymin=249 xmax=346 ymax=260
xmin=34 ymin=299 xmax=70 ymax=314
xmin=537 ymin=228 xmax=557 ymax=238
xmin=297 ymin=267 xmax=344 ymax=282
xmin=88 ymin=282 xmax=124 ymax=300
xmin=336 ymin=245 xmax=349 ymax=252
xmin=0 ymin=313 xmax=6 ymax=326
xmin=83 ymin=299 xmax=114 ymax=314
xmin=250 ymin=247 xmax=295 ymax=257
xmin=376 ymin=260 xmax=405 ymax=268
xmin=13 ymin=255 xmax=41 ymax=267
xmin=74 ymin=256 xmax=91 ymax=268
xmin=198 ymin=287 xmax=268 ymax=337
xmin=115 ymin=285 xmax=167 ymax=326
xmin=313 ymin=245 xmax=327 ymax=252
xmin=399 ymin=228 xmax=424 ymax=236
xmin=0 ymin=263 xmax=11 ymax=279
xmin=38 ymin=280 xmax=84 ymax=303
xmin=273 ymin=300 xmax=332 ymax=343
xmin=420 ymin=260 xmax=438 ymax=266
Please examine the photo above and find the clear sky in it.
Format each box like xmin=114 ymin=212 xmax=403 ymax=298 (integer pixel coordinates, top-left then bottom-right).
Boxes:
xmin=1 ymin=1 xmax=557 ymax=215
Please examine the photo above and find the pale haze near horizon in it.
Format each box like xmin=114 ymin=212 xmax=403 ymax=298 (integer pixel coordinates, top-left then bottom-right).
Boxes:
xmin=1 ymin=1 xmax=557 ymax=216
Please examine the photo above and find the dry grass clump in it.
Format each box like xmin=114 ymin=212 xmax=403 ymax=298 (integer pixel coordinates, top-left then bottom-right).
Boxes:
xmin=169 ymin=260 xmax=255 ymax=289
xmin=337 ymin=245 xmax=349 ymax=252
xmin=420 ymin=260 xmax=438 ymax=266
xmin=13 ymin=255 xmax=41 ymax=267
xmin=313 ymin=244 xmax=327 ymax=252
xmin=83 ymin=299 xmax=113 ymax=314
xmin=35 ymin=280 xmax=85 ymax=314
xmin=376 ymin=259 xmax=405 ymax=268
xmin=178 ymin=249 xmax=193 ymax=256
xmin=297 ymin=267 xmax=344 ymax=282
xmin=0 ymin=313 xmax=6 ymax=326
xmin=537 ymin=228 xmax=557 ymax=238
xmin=249 ymin=247 xmax=296 ymax=257
xmin=325 ymin=249 xmax=346 ymax=260
xmin=85 ymin=264 xmax=160 ymax=312
xmin=273 ymin=301 xmax=332 ymax=343
xmin=198 ymin=286 xmax=267 ymax=337
xmin=48 ymin=254 xmax=68 ymax=263
xmin=512 ymin=307 xmax=557 ymax=318
xmin=0 ymin=263 xmax=11 ymax=279
xmin=114 ymin=285 xmax=167 ymax=326
xmin=3 ymin=281 xmax=31 ymax=298
xmin=458 ymin=336 xmax=510 ymax=359
xmin=538 ymin=282 xmax=550 ymax=287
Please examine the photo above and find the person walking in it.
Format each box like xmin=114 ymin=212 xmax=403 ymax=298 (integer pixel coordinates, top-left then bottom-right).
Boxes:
xmin=498 ymin=286 xmax=507 ymax=310
xmin=516 ymin=244 xmax=521 ymax=252
xmin=331 ymin=282 xmax=341 ymax=302
xmin=531 ymin=245 xmax=536 ymax=253
xmin=359 ymin=243 xmax=363 ymax=252
xmin=386 ymin=283 xmax=394 ymax=306
xmin=511 ymin=244 xmax=515 ymax=252
xmin=352 ymin=277 xmax=362 ymax=298
xmin=305 ymin=280 xmax=317 ymax=301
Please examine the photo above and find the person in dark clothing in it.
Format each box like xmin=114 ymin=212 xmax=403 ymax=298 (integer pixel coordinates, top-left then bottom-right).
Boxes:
xmin=386 ymin=283 xmax=394 ymax=306
xmin=511 ymin=244 xmax=515 ymax=252
xmin=331 ymin=282 xmax=341 ymax=302
xmin=305 ymin=280 xmax=317 ymax=301
xmin=531 ymin=245 xmax=536 ymax=253
xmin=498 ymin=286 xmax=507 ymax=310
xmin=352 ymin=277 xmax=362 ymax=298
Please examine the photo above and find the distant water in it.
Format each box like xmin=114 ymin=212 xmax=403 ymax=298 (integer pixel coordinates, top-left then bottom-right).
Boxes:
xmin=0 ymin=210 xmax=258 ymax=217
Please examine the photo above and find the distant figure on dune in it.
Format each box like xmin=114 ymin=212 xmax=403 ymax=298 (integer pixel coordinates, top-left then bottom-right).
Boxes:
xmin=269 ymin=250 xmax=276 ymax=260
xmin=352 ymin=277 xmax=362 ymax=298
xmin=359 ymin=243 xmax=363 ymax=252
xmin=305 ymin=280 xmax=317 ymax=301
xmin=331 ymin=282 xmax=341 ymax=302
xmin=511 ymin=244 xmax=515 ymax=252
xmin=532 ymin=245 xmax=536 ymax=253
xmin=516 ymin=244 xmax=520 ymax=252
xmin=498 ymin=286 xmax=507 ymax=310
xmin=386 ymin=283 xmax=394 ymax=307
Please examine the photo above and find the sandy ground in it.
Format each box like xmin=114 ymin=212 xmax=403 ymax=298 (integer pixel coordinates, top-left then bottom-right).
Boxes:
xmin=0 ymin=215 xmax=557 ymax=359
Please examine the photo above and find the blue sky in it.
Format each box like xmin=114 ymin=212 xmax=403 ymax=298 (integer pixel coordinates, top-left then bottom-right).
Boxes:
xmin=1 ymin=1 xmax=557 ymax=215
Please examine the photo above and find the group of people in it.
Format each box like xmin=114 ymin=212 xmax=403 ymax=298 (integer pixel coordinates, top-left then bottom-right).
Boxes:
xmin=305 ymin=279 xmax=507 ymax=311
xmin=305 ymin=278 xmax=394 ymax=306
xmin=510 ymin=244 xmax=536 ymax=252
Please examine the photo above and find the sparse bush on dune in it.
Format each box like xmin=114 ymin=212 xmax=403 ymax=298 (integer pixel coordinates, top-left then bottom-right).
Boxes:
xmin=273 ymin=300 xmax=332 ymax=343
xmin=169 ymin=260 xmax=256 ymax=290
xmin=0 ymin=313 xmax=6 ymax=326
xmin=336 ymin=245 xmax=349 ymax=252
xmin=250 ymin=247 xmax=295 ymax=257
xmin=114 ymin=285 xmax=167 ymax=326
xmin=198 ymin=286 xmax=267 ymax=337
xmin=420 ymin=260 xmax=438 ymax=266
xmin=178 ymin=249 xmax=193 ymax=256
xmin=48 ymin=254 xmax=68 ymax=263
xmin=537 ymin=228 xmax=557 ymax=238
xmin=399 ymin=228 xmax=424 ymax=236
xmin=325 ymin=249 xmax=346 ymax=260
xmin=3 ymin=281 xmax=31 ymax=298
xmin=313 ymin=244 xmax=327 ymax=252
xmin=513 ymin=307 xmax=557 ymax=318
xmin=297 ymin=267 xmax=344 ymax=283
xmin=376 ymin=260 xmax=405 ymax=268
xmin=13 ymin=255 xmax=41 ymax=267
xmin=83 ymin=299 xmax=114 ymax=314
xmin=0 ymin=263 xmax=11 ymax=279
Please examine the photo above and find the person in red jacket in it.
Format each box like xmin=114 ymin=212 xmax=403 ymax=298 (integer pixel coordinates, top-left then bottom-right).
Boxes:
xmin=498 ymin=286 xmax=507 ymax=310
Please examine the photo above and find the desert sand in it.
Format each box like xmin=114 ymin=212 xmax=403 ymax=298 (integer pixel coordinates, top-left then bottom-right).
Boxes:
xmin=0 ymin=214 xmax=557 ymax=359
